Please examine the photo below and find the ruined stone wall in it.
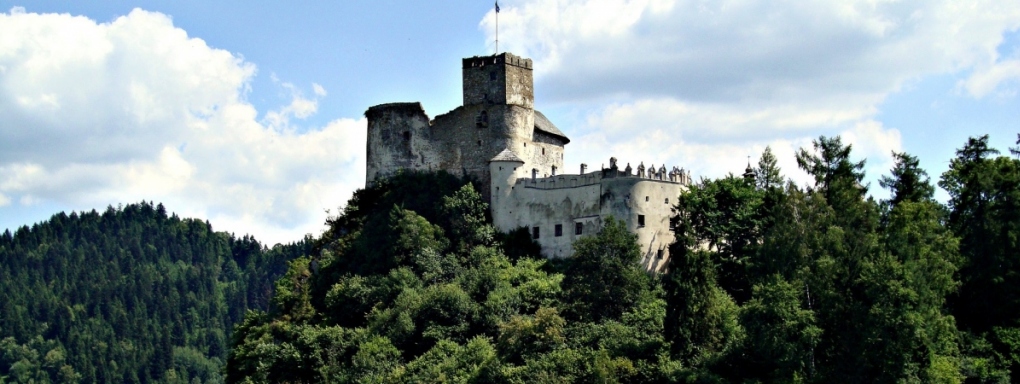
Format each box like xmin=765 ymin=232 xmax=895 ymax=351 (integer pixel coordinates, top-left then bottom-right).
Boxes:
xmin=365 ymin=103 xmax=437 ymax=184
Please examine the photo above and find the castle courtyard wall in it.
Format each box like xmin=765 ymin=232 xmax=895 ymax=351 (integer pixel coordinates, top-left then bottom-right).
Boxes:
xmin=490 ymin=168 xmax=685 ymax=272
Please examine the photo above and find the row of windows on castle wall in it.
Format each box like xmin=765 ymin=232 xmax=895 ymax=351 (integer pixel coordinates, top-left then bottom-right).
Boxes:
xmin=531 ymin=222 xmax=585 ymax=240
xmin=529 ymin=218 xmax=667 ymax=260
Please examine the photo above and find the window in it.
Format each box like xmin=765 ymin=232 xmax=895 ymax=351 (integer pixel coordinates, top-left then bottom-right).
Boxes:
xmin=575 ymin=222 xmax=583 ymax=235
xmin=489 ymin=71 xmax=497 ymax=80
xmin=638 ymin=215 xmax=645 ymax=227
xmin=402 ymin=131 xmax=411 ymax=141
xmin=476 ymin=111 xmax=489 ymax=127
xmin=542 ymin=148 xmax=545 ymax=155
xmin=657 ymin=249 xmax=664 ymax=259
xmin=645 ymin=196 xmax=649 ymax=202
xmin=532 ymin=226 xmax=540 ymax=239
xmin=555 ymin=224 xmax=563 ymax=237
xmin=665 ymin=198 xmax=669 ymax=204
xmin=477 ymin=140 xmax=482 ymax=147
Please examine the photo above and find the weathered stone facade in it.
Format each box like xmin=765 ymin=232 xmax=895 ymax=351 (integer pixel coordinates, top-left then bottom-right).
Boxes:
xmin=365 ymin=52 xmax=690 ymax=272
xmin=366 ymin=53 xmax=568 ymax=199
xmin=489 ymin=154 xmax=689 ymax=272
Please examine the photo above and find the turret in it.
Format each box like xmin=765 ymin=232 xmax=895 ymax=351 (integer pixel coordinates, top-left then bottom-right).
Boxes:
xmin=489 ymin=148 xmax=525 ymax=230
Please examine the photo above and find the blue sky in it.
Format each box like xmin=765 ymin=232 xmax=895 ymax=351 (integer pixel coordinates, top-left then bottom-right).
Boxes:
xmin=2 ymin=1 xmax=1019 ymax=244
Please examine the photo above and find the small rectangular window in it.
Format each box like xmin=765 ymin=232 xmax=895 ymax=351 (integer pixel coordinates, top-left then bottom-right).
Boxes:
xmin=555 ymin=224 xmax=563 ymax=237
xmin=645 ymin=196 xmax=649 ymax=202
xmin=657 ymin=249 xmax=664 ymax=259
xmin=532 ymin=226 xmax=540 ymax=239
xmin=638 ymin=215 xmax=646 ymax=227
xmin=665 ymin=198 xmax=669 ymax=204
xmin=575 ymin=222 xmax=583 ymax=235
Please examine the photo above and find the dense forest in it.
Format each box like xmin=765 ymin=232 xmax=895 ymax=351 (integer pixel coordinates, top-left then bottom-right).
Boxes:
xmin=0 ymin=202 xmax=308 ymax=383
xmin=226 ymin=134 xmax=1020 ymax=383
xmin=2 ymin=133 xmax=1018 ymax=383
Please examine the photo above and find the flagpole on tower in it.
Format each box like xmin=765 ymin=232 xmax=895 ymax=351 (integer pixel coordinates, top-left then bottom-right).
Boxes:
xmin=491 ymin=1 xmax=495 ymax=54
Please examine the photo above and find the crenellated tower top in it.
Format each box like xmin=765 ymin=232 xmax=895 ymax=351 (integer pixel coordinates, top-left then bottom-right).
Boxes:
xmin=462 ymin=52 xmax=534 ymax=109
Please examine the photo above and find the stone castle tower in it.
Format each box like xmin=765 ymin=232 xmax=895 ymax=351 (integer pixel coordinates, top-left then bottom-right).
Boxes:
xmin=365 ymin=52 xmax=690 ymax=272
xmin=365 ymin=52 xmax=570 ymax=199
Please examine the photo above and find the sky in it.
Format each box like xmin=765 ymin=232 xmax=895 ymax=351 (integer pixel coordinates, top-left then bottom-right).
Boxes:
xmin=1 ymin=1 xmax=1019 ymax=245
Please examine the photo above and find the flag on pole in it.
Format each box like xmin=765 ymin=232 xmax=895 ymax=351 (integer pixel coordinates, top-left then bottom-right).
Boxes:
xmin=495 ymin=2 xmax=500 ymax=13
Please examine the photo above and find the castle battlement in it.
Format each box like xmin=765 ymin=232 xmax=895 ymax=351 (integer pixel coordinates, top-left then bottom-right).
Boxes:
xmin=514 ymin=158 xmax=693 ymax=191
xmin=462 ymin=52 xmax=533 ymax=70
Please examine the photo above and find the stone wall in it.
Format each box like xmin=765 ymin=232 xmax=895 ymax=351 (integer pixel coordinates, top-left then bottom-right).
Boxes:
xmin=490 ymin=160 xmax=687 ymax=272
xmin=462 ymin=53 xmax=533 ymax=109
xmin=366 ymin=53 xmax=562 ymax=200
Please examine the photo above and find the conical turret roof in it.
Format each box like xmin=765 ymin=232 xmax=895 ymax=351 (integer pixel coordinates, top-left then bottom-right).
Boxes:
xmin=490 ymin=148 xmax=525 ymax=163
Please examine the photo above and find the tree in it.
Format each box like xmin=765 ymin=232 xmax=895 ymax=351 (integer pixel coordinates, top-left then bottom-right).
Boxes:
xmin=940 ymin=136 xmax=1020 ymax=336
xmin=663 ymin=213 xmax=742 ymax=364
xmin=857 ymin=200 xmax=963 ymax=382
xmin=795 ymin=135 xmax=867 ymax=205
xmin=1010 ymin=133 xmax=1019 ymax=159
xmin=561 ymin=217 xmax=651 ymax=323
xmin=755 ymin=145 xmax=783 ymax=190
xmin=738 ymin=275 xmax=821 ymax=381
xmin=879 ymin=151 xmax=935 ymax=206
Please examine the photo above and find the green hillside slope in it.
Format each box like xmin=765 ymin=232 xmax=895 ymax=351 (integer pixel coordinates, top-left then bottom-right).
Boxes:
xmin=0 ymin=202 xmax=307 ymax=383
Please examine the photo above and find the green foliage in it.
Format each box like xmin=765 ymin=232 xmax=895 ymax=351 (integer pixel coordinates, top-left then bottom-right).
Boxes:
xmin=795 ymin=135 xmax=868 ymax=207
xmin=755 ymin=145 xmax=784 ymax=190
xmin=561 ymin=217 xmax=652 ymax=323
xmin=672 ymin=174 xmax=765 ymax=302
xmin=738 ymin=275 xmax=821 ymax=382
xmin=0 ymin=202 xmax=303 ymax=383
xmin=940 ymin=135 xmax=1020 ymax=334
xmin=880 ymin=151 xmax=935 ymax=206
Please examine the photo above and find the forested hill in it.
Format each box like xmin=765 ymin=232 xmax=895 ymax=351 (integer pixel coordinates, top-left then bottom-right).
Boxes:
xmin=225 ymin=135 xmax=1020 ymax=383
xmin=0 ymin=202 xmax=308 ymax=383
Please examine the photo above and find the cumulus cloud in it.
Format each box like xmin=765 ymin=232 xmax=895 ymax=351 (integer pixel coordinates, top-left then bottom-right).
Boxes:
xmin=0 ymin=8 xmax=366 ymax=244
xmin=483 ymin=0 xmax=1019 ymax=188
xmin=961 ymin=58 xmax=1020 ymax=98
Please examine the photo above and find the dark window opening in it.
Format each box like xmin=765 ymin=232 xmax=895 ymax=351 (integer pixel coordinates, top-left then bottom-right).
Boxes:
xmin=575 ymin=222 xmax=583 ymax=235
xmin=657 ymin=249 xmax=664 ymax=259
xmin=478 ymin=140 xmax=482 ymax=147
xmin=665 ymin=198 xmax=669 ymax=204
xmin=489 ymin=71 xmax=497 ymax=80
xmin=645 ymin=196 xmax=649 ymax=202
xmin=476 ymin=111 xmax=489 ymax=127
xmin=542 ymin=148 xmax=545 ymax=155
xmin=669 ymin=217 xmax=678 ymax=230
xmin=532 ymin=226 xmax=540 ymax=239
xmin=638 ymin=215 xmax=646 ymax=227
xmin=402 ymin=131 xmax=411 ymax=141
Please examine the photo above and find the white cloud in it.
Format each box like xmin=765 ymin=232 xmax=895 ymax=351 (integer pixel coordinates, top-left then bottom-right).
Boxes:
xmin=484 ymin=0 xmax=1019 ymax=189
xmin=961 ymin=59 xmax=1020 ymax=98
xmin=0 ymin=8 xmax=366 ymax=244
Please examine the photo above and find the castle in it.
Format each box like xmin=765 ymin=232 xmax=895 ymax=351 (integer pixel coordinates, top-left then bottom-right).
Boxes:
xmin=365 ymin=53 xmax=690 ymax=272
